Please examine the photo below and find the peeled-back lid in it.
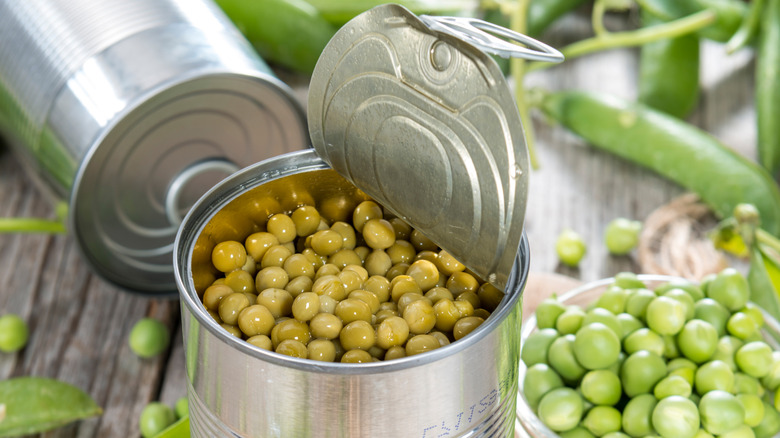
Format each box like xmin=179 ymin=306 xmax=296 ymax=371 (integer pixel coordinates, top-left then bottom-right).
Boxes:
xmin=308 ymin=4 xmax=561 ymax=289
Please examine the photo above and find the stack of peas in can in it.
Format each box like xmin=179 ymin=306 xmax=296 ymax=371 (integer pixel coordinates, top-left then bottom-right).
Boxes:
xmin=200 ymin=200 xmax=505 ymax=363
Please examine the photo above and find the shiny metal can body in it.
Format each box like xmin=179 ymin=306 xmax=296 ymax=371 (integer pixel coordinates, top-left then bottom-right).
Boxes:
xmin=0 ymin=0 xmax=308 ymax=294
xmin=174 ymin=149 xmax=531 ymax=437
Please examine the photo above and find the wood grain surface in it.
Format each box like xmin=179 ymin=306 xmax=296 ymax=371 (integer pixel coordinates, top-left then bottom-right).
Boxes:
xmin=0 ymin=6 xmax=758 ymax=437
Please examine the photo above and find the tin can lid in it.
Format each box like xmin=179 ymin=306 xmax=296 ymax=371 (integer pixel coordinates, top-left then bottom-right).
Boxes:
xmin=308 ymin=4 xmax=560 ymax=289
xmin=71 ymin=73 xmax=308 ymax=295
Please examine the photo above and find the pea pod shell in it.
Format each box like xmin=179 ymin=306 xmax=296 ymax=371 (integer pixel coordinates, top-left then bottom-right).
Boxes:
xmin=0 ymin=377 xmax=102 ymax=436
xmin=638 ymin=12 xmax=700 ymax=119
xmin=215 ymin=0 xmax=336 ymax=74
xmin=757 ymin=0 xmax=780 ymax=178
xmin=541 ymin=90 xmax=780 ymax=237
xmin=748 ymin=244 xmax=780 ymax=323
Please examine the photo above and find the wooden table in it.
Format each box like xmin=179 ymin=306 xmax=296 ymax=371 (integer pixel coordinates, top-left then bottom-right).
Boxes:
xmin=0 ymin=8 xmax=757 ymax=437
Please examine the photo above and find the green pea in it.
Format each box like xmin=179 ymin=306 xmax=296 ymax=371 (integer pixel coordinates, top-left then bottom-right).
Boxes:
xmin=655 ymin=280 xmax=705 ymax=302
xmin=662 ymin=334 xmax=680 ymax=359
xmin=677 ymin=319 xmax=719 ymax=364
xmin=614 ymin=272 xmax=647 ymax=289
xmin=536 ymin=296 xmax=567 ymax=329
xmin=621 ymin=350 xmax=667 ymax=397
xmin=559 ymin=426 xmax=596 ymax=438
xmin=580 ymin=369 xmax=622 ymax=406
xmin=616 ymin=312 xmax=643 ymax=339
xmin=139 ymin=402 xmax=176 ymax=438
xmin=652 ymin=395 xmax=700 ymax=438
xmin=556 ymin=306 xmax=586 ymax=335
xmin=625 ymin=288 xmax=657 ymax=320
xmin=717 ymin=424 xmax=758 ymax=438
xmin=523 ymin=363 xmax=564 ymax=410
xmin=604 ymin=218 xmax=642 ymax=255
xmin=621 ymin=393 xmax=658 ymax=437
xmin=663 ymin=288 xmax=696 ymax=320
xmin=574 ymin=322 xmax=621 ymax=370
xmin=582 ymin=405 xmax=622 ymax=436
xmin=623 ymin=327 xmax=665 ymax=357
xmin=521 ymin=328 xmax=559 ymax=366
xmin=735 ymin=341 xmax=773 ymax=378
xmin=174 ymin=397 xmax=189 ymax=419
xmin=706 ymin=268 xmax=750 ymax=312
xmin=727 ymin=311 xmax=760 ymax=340
xmin=601 ymin=433 xmax=631 ymax=438
xmin=555 ymin=229 xmax=587 ymax=267
xmin=712 ymin=336 xmax=743 ymax=371
xmin=548 ymin=334 xmax=587 ymax=383
xmin=733 ymin=372 xmax=764 ymax=396
xmin=537 ymin=387 xmax=584 ymax=432
xmin=698 ymin=390 xmax=745 ymax=435
xmin=753 ymin=400 xmax=780 ymax=438
xmin=0 ymin=314 xmax=29 ymax=353
xmin=668 ymin=357 xmax=698 ymax=385
xmin=741 ymin=302 xmax=765 ymax=328
xmin=654 ymin=374 xmax=692 ymax=399
xmin=736 ymin=393 xmax=764 ymax=427
xmin=129 ymin=318 xmax=170 ymax=359
xmin=761 ymin=351 xmax=780 ymax=391
xmin=595 ymin=286 xmax=629 ymax=314
xmin=693 ymin=298 xmax=731 ymax=337
xmin=646 ymin=296 xmax=687 ymax=336
xmin=582 ymin=307 xmax=622 ymax=337
xmin=695 ymin=360 xmax=734 ymax=394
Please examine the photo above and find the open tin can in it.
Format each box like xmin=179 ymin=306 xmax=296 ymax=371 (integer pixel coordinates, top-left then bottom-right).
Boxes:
xmin=174 ymin=4 xmax=562 ymax=437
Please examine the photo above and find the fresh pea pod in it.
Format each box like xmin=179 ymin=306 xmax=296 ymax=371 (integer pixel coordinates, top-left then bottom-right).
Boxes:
xmin=636 ymin=0 xmax=747 ymax=42
xmin=151 ymin=416 xmax=190 ymax=438
xmin=638 ymin=11 xmax=700 ymax=119
xmin=747 ymin=245 xmax=780 ymax=329
xmin=757 ymin=0 xmax=780 ymax=179
xmin=540 ymin=90 xmax=780 ymax=237
xmin=215 ymin=0 xmax=336 ymax=74
xmin=0 ymin=377 xmax=102 ymax=436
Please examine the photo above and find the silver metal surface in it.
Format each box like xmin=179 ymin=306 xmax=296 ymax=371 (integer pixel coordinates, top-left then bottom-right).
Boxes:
xmin=174 ymin=149 xmax=530 ymax=437
xmin=419 ymin=15 xmax=564 ymax=62
xmin=308 ymin=4 xmax=540 ymax=290
xmin=0 ymin=0 xmax=308 ymax=294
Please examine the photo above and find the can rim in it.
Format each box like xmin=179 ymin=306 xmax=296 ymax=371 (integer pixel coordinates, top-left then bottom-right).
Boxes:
xmin=70 ymin=68 xmax=306 ymax=295
xmin=174 ymin=149 xmax=531 ymax=374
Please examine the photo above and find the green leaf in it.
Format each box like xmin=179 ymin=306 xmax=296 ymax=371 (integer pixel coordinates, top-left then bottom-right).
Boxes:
xmin=747 ymin=245 xmax=780 ymax=322
xmin=0 ymin=377 xmax=101 ymax=437
xmin=152 ymin=415 xmax=189 ymax=438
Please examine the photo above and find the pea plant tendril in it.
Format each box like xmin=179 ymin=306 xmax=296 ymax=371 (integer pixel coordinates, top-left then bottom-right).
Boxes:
xmin=480 ymin=0 xmax=716 ymax=169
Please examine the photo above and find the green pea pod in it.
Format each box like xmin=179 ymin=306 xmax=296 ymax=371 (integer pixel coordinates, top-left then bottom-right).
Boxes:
xmin=151 ymin=416 xmax=190 ymax=438
xmin=751 ymin=244 xmax=780 ymax=324
xmin=638 ymin=11 xmax=700 ymax=119
xmin=0 ymin=377 xmax=102 ymax=436
xmin=215 ymin=0 xmax=337 ymax=74
xmin=636 ymin=0 xmax=746 ymax=42
xmin=540 ymin=90 xmax=780 ymax=237
xmin=757 ymin=0 xmax=780 ymax=179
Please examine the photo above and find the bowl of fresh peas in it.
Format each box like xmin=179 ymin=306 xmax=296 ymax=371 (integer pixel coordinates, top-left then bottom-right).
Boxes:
xmin=515 ymin=270 xmax=780 ymax=438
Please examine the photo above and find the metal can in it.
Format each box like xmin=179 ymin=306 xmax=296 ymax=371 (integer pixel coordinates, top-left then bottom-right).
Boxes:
xmin=176 ymin=149 xmax=530 ymax=437
xmin=0 ymin=0 xmax=308 ymax=295
xmin=174 ymin=4 xmax=561 ymax=437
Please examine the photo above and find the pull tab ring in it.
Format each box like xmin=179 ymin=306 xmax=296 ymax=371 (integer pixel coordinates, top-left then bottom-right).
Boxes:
xmin=419 ymin=15 xmax=564 ymax=63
